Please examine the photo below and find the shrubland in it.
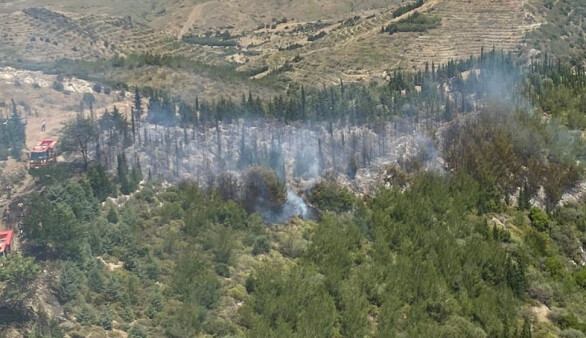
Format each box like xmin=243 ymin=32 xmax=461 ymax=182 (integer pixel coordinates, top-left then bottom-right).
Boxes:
xmin=1 ymin=52 xmax=586 ymax=337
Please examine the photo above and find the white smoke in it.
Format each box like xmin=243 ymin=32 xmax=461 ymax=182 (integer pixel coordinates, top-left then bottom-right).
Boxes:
xmin=260 ymin=189 xmax=313 ymax=224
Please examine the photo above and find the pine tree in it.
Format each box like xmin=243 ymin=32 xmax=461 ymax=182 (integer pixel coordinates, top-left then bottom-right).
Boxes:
xmin=444 ymin=98 xmax=453 ymax=121
xmin=7 ymin=102 xmax=25 ymax=159
xmin=130 ymin=156 xmax=143 ymax=191
xmin=117 ymin=153 xmax=131 ymax=194
xmin=87 ymin=264 xmax=105 ymax=293
xmin=145 ymin=286 xmax=163 ymax=318
xmin=77 ymin=305 xmax=95 ymax=324
xmin=57 ymin=262 xmax=82 ymax=303
xmin=103 ymin=275 xmax=122 ymax=302
xmin=518 ymin=181 xmax=530 ymax=210
xmin=98 ymin=308 xmax=113 ymax=330
xmin=506 ymin=257 xmax=528 ymax=298
xmin=107 ymin=206 xmax=118 ymax=224
xmin=133 ymin=88 xmax=143 ymax=120
xmin=87 ymin=165 xmax=114 ymax=202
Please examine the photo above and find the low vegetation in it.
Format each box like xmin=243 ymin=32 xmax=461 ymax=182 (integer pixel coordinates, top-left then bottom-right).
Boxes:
xmin=383 ymin=12 xmax=441 ymax=34
xmin=307 ymin=31 xmax=327 ymax=41
xmin=392 ymin=0 xmax=424 ymax=18
xmin=527 ymin=0 xmax=586 ymax=64
xmin=181 ymin=35 xmax=238 ymax=47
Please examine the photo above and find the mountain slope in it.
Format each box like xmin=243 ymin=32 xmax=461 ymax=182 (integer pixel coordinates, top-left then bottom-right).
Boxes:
xmin=0 ymin=0 xmax=576 ymax=98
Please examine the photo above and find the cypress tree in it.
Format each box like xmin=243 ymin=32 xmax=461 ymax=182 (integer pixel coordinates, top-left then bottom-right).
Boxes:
xmin=117 ymin=153 xmax=131 ymax=194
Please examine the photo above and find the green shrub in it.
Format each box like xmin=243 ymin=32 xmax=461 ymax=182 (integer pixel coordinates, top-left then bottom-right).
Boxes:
xmin=128 ymin=325 xmax=147 ymax=338
xmin=106 ymin=206 xmax=118 ymax=224
xmin=134 ymin=185 xmax=155 ymax=203
xmin=160 ymin=201 xmax=183 ymax=221
xmin=545 ymin=256 xmax=564 ymax=278
xmin=30 ymin=162 xmax=70 ymax=186
xmin=77 ymin=305 xmax=95 ymax=324
xmin=560 ymin=328 xmax=586 ymax=338
xmin=97 ymin=308 xmax=112 ymax=330
xmin=573 ymin=268 xmax=586 ymax=288
xmin=252 ymin=236 xmax=270 ymax=255
xmin=215 ymin=263 xmax=231 ymax=278
xmin=309 ymin=180 xmax=355 ymax=213
xmin=172 ymin=252 xmax=222 ymax=309
xmin=525 ymin=229 xmax=550 ymax=257
xmin=392 ymin=0 xmax=424 ymax=18
xmin=245 ymin=274 xmax=256 ymax=293
xmin=529 ymin=206 xmax=549 ymax=231
xmin=384 ymin=12 xmax=441 ymax=34
xmin=204 ymin=319 xmax=237 ymax=336
xmin=228 ymin=284 xmax=248 ymax=301
xmin=242 ymin=166 xmax=286 ymax=213
xmin=181 ymin=35 xmax=238 ymax=47
xmin=57 ymin=262 xmax=83 ymax=303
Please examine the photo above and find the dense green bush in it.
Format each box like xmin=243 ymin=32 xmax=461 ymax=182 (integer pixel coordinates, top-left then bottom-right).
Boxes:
xmin=309 ymin=180 xmax=356 ymax=213
xmin=0 ymin=253 xmax=40 ymax=307
xmin=392 ymin=0 xmax=424 ymax=18
xmin=252 ymin=235 xmax=270 ymax=255
xmin=181 ymin=35 xmax=238 ymax=47
xmin=97 ymin=308 xmax=112 ymax=330
xmin=242 ymin=166 xmax=287 ymax=213
xmin=106 ymin=206 xmax=118 ymax=223
xmin=383 ymin=12 xmax=441 ymax=34
xmin=128 ymin=325 xmax=147 ymax=338
xmin=529 ymin=206 xmax=549 ymax=231
xmin=57 ymin=262 xmax=83 ymax=303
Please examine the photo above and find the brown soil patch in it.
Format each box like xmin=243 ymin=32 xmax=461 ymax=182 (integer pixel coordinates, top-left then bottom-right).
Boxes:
xmin=532 ymin=303 xmax=551 ymax=323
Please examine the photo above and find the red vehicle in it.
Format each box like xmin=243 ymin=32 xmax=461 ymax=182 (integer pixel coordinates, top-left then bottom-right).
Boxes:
xmin=29 ymin=138 xmax=58 ymax=169
xmin=0 ymin=230 xmax=13 ymax=256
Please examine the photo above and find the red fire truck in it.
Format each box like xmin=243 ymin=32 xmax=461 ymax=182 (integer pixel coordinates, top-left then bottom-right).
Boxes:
xmin=0 ymin=229 xmax=14 ymax=256
xmin=29 ymin=138 xmax=58 ymax=169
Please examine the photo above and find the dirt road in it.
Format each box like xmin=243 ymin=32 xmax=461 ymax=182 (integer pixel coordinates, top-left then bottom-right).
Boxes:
xmin=177 ymin=2 xmax=209 ymax=40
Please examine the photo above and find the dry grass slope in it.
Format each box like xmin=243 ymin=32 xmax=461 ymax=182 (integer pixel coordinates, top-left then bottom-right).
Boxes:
xmin=0 ymin=0 xmax=545 ymax=94
xmin=250 ymin=0 xmax=539 ymax=86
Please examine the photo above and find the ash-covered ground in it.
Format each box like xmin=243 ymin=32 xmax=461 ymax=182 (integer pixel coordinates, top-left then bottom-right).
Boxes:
xmin=100 ymin=116 xmax=445 ymax=222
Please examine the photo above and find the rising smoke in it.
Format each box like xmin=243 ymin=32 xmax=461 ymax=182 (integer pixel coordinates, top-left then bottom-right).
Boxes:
xmin=96 ymin=52 xmax=548 ymax=222
xmin=97 ymin=115 xmax=443 ymax=222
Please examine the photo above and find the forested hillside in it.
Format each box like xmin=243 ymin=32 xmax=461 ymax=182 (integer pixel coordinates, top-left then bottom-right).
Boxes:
xmin=0 ymin=48 xmax=585 ymax=338
xmin=1 ymin=0 xmax=586 ymax=335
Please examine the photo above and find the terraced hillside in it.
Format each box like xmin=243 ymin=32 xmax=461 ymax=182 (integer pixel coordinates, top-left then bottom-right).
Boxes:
xmin=402 ymin=0 xmax=539 ymax=66
xmin=0 ymin=0 xmax=550 ymax=95
xmin=156 ymin=0 xmax=395 ymax=34
xmin=247 ymin=0 xmax=540 ymax=85
xmin=0 ymin=8 xmax=226 ymax=65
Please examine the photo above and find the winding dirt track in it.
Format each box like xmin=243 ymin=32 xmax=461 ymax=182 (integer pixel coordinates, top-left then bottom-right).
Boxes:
xmin=177 ymin=2 xmax=208 ymax=40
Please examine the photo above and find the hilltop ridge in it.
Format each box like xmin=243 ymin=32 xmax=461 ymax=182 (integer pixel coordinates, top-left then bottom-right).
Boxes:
xmin=1 ymin=0 xmax=581 ymax=98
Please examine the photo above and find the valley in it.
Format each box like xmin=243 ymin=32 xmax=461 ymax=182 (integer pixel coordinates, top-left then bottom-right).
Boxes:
xmin=0 ymin=0 xmax=586 ymax=337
